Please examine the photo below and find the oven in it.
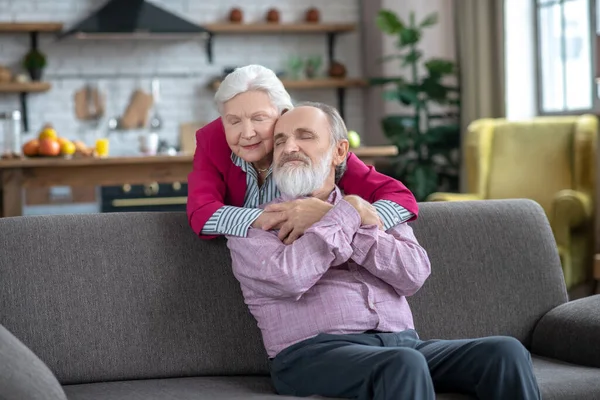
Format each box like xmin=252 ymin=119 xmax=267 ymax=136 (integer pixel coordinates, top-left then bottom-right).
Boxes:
xmin=100 ymin=182 xmax=188 ymax=213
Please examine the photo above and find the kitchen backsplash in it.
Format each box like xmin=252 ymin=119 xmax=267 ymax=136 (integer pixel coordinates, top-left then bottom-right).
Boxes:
xmin=0 ymin=0 xmax=364 ymax=153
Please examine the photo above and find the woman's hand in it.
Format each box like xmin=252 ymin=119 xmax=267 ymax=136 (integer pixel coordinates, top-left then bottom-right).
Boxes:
xmin=263 ymin=198 xmax=334 ymax=244
xmin=252 ymin=211 xmax=287 ymax=231
xmin=343 ymin=195 xmax=384 ymax=230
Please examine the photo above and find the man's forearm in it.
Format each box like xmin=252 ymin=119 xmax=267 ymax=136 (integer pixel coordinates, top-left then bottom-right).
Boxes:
xmin=351 ymin=224 xmax=431 ymax=296
xmin=228 ymin=200 xmax=361 ymax=299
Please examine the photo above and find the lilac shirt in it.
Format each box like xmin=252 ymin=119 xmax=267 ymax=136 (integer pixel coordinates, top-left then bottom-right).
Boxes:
xmin=226 ymin=187 xmax=431 ymax=358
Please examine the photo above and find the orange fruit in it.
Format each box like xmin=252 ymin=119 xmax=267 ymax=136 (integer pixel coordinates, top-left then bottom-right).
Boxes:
xmin=39 ymin=128 xmax=58 ymax=141
xmin=60 ymin=140 xmax=76 ymax=156
xmin=38 ymin=138 xmax=61 ymax=157
xmin=22 ymin=139 xmax=40 ymax=157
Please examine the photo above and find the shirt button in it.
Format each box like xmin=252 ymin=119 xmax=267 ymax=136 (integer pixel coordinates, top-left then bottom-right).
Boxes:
xmin=368 ymin=300 xmax=375 ymax=309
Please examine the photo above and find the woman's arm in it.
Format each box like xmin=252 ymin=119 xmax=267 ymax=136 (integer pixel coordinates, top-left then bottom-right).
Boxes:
xmin=338 ymin=152 xmax=418 ymax=230
xmin=187 ymin=122 xmax=262 ymax=239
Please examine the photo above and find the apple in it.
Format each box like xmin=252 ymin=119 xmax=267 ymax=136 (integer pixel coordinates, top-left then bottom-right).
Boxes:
xmin=348 ymin=130 xmax=361 ymax=148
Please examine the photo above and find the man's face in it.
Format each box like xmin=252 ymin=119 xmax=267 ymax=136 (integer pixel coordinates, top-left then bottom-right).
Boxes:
xmin=222 ymin=90 xmax=279 ymax=164
xmin=272 ymin=106 xmax=346 ymax=198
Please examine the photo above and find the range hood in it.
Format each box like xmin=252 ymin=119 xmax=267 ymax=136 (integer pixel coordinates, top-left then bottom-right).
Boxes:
xmin=60 ymin=0 xmax=211 ymax=39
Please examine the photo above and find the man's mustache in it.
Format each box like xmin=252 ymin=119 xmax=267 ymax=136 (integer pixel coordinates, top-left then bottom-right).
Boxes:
xmin=277 ymin=153 xmax=311 ymax=167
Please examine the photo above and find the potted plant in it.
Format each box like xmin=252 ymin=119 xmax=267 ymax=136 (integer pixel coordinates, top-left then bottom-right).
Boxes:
xmin=371 ymin=10 xmax=461 ymax=201
xmin=22 ymin=49 xmax=47 ymax=81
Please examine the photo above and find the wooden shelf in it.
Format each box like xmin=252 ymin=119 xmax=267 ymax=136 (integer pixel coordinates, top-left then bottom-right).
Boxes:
xmin=211 ymin=78 xmax=367 ymax=91
xmin=0 ymin=82 xmax=52 ymax=93
xmin=0 ymin=22 xmax=63 ymax=33
xmin=204 ymin=23 xmax=355 ymax=34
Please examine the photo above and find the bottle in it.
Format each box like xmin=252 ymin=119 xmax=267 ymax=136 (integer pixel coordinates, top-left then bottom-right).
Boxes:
xmin=0 ymin=110 xmax=22 ymax=159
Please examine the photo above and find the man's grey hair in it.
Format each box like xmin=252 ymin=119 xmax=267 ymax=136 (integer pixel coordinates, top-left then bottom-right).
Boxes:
xmin=214 ymin=64 xmax=294 ymax=115
xmin=295 ymin=101 xmax=348 ymax=182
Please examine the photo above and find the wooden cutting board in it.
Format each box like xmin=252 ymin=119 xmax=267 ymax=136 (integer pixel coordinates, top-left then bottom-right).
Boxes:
xmin=179 ymin=122 xmax=206 ymax=154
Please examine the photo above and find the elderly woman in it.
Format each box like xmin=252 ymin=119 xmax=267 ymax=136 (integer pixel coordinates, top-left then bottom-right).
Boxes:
xmin=187 ymin=64 xmax=417 ymax=244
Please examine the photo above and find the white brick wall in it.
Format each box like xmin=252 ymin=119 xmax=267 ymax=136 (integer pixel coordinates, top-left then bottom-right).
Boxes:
xmin=0 ymin=0 xmax=364 ymax=153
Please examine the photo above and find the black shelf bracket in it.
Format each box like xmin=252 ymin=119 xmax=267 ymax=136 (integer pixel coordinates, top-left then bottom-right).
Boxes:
xmin=326 ymin=32 xmax=336 ymax=65
xmin=205 ymin=33 xmax=214 ymax=64
xmin=19 ymin=93 xmax=29 ymax=132
xmin=30 ymin=31 xmax=39 ymax=51
xmin=336 ymin=88 xmax=346 ymax=120
xmin=17 ymin=30 xmax=40 ymax=133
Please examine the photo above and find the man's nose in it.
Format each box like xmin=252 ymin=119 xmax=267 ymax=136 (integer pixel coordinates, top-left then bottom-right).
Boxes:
xmin=282 ymin=137 xmax=299 ymax=153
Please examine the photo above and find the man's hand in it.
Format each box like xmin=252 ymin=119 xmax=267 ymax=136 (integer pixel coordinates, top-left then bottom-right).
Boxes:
xmin=343 ymin=195 xmax=384 ymax=230
xmin=263 ymin=198 xmax=334 ymax=244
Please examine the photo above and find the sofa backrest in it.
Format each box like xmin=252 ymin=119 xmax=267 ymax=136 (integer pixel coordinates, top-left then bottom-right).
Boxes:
xmin=0 ymin=199 xmax=567 ymax=385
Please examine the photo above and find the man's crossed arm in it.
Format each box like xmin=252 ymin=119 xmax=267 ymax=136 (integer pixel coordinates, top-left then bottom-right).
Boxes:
xmin=226 ymin=197 xmax=431 ymax=301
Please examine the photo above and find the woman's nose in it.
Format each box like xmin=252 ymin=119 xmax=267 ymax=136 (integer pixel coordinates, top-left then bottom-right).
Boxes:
xmin=241 ymin=121 xmax=256 ymax=140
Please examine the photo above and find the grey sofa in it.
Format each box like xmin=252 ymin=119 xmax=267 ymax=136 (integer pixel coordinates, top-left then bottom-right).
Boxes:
xmin=1 ymin=199 xmax=599 ymax=400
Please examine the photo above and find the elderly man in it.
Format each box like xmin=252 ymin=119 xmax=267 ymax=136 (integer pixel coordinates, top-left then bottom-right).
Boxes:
xmin=226 ymin=102 xmax=541 ymax=400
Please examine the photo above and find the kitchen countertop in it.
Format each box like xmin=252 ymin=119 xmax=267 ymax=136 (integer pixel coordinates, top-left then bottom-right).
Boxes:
xmin=0 ymin=146 xmax=398 ymax=169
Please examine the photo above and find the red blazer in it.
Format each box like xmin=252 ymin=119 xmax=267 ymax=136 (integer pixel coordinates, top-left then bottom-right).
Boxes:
xmin=187 ymin=118 xmax=418 ymax=239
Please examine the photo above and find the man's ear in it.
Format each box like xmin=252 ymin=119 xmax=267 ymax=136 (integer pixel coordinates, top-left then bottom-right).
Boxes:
xmin=333 ymin=139 xmax=349 ymax=166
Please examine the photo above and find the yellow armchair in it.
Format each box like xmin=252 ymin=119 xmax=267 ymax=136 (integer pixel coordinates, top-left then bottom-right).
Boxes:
xmin=428 ymin=115 xmax=597 ymax=290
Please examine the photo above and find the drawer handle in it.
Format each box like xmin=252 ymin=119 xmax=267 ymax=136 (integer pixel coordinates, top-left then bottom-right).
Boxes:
xmin=111 ymin=196 xmax=188 ymax=207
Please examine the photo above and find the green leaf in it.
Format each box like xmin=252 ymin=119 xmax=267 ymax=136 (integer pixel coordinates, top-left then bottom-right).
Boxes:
xmin=402 ymin=49 xmax=422 ymax=65
xmin=376 ymin=10 xmax=405 ymax=34
xmin=420 ymin=12 xmax=438 ymax=28
xmin=424 ymin=124 xmax=461 ymax=149
xmin=407 ymin=164 xmax=438 ymax=201
xmin=382 ymin=115 xmax=416 ymax=153
xmin=399 ymin=28 xmax=421 ymax=46
xmin=420 ymin=76 xmax=448 ymax=103
xmin=395 ymin=86 xmax=420 ymax=106
xmin=425 ymin=59 xmax=456 ymax=77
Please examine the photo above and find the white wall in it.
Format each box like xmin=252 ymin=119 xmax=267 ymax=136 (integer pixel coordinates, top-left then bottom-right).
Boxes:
xmin=504 ymin=0 xmax=537 ymax=120
xmin=380 ymin=0 xmax=456 ymax=115
xmin=0 ymin=0 xmax=364 ymax=153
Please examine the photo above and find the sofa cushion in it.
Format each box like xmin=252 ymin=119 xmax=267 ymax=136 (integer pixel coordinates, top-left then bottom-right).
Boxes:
xmin=533 ymin=356 xmax=600 ymax=400
xmin=61 ymin=356 xmax=600 ymax=400
xmin=408 ymin=200 xmax=567 ymax=346
xmin=0 ymin=324 xmax=67 ymax=400
xmin=63 ymin=376 xmax=332 ymax=399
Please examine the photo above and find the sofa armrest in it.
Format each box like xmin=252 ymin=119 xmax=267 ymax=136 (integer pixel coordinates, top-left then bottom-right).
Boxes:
xmin=552 ymin=189 xmax=592 ymax=230
xmin=426 ymin=192 xmax=483 ymax=202
xmin=531 ymin=295 xmax=600 ymax=368
xmin=0 ymin=324 xmax=67 ymax=400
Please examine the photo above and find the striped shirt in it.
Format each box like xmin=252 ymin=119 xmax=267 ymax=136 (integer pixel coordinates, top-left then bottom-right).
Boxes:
xmin=201 ymin=153 xmax=414 ymax=237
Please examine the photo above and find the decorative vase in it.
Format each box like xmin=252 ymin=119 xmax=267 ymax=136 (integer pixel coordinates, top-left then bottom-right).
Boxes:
xmin=27 ymin=67 xmax=43 ymax=81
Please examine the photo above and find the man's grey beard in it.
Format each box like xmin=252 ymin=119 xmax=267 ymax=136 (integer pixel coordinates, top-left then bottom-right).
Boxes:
xmin=273 ymin=150 xmax=333 ymax=199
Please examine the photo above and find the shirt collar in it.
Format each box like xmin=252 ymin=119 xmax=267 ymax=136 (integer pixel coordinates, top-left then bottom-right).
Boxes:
xmin=231 ymin=152 xmax=273 ymax=176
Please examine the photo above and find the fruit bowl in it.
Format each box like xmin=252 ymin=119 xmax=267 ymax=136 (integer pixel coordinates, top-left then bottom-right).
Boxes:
xmin=22 ymin=125 xmax=96 ymax=158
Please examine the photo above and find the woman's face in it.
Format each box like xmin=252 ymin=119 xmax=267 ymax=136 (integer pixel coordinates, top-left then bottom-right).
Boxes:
xmin=222 ymin=90 xmax=279 ymax=164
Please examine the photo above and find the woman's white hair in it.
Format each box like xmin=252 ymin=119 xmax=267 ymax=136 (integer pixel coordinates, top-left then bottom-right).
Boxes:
xmin=214 ymin=64 xmax=294 ymax=115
